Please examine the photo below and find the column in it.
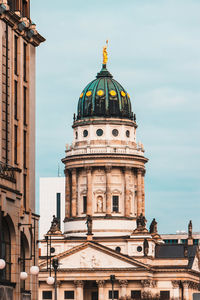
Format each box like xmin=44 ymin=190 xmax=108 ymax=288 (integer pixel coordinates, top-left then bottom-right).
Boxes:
xmin=119 ymin=280 xmax=128 ymax=298
xmin=65 ymin=169 xmax=70 ymax=218
xmin=124 ymin=167 xmax=131 ymax=217
xmin=171 ymin=281 xmax=180 ymax=299
xmin=97 ymin=280 xmax=105 ymax=300
xmin=86 ymin=167 xmax=92 ymax=215
xmin=137 ymin=168 xmax=143 ymax=216
xmin=142 ymin=170 xmax=145 ymax=215
xmin=106 ymin=166 xmax=112 ymax=215
xmin=74 ymin=280 xmax=84 ymax=300
xmin=182 ymin=281 xmax=190 ymax=299
xmin=71 ymin=169 xmax=77 ymax=217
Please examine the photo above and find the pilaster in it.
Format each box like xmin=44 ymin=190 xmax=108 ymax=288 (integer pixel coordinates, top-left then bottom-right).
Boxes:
xmin=74 ymin=280 xmax=84 ymax=300
xmin=106 ymin=166 xmax=112 ymax=215
xmin=71 ymin=168 xmax=77 ymax=217
xmin=137 ymin=168 xmax=143 ymax=216
xmin=86 ymin=167 xmax=92 ymax=215
xmin=171 ymin=280 xmax=180 ymax=299
xmin=65 ymin=169 xmax=70 ymax=218
xmin=124 ymin=167 xmax=131 ymax=217
xmin=97 ymin=280 xmax=105 ymax=300
xmin=119 ymin=280 xmax=128 ymax=297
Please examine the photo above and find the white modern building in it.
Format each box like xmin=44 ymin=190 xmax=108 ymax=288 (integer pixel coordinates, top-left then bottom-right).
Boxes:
xmin=39 ymin=177 xmax=65 ymax=238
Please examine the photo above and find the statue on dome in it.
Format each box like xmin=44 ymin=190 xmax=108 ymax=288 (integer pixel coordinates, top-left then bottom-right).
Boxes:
xmin=86 ymin=214 xmax=93 ymax=235
xmin=103 ymin=40 xmax=108 ymax=65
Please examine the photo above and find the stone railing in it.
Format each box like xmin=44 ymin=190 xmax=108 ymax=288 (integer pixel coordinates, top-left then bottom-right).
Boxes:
xmin=0 ymin=161 xmax=20 ymax=183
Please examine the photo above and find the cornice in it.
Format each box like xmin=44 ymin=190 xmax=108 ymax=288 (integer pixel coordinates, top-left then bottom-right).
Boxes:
xmin=72 ymin=118 xmax=137 ymax=129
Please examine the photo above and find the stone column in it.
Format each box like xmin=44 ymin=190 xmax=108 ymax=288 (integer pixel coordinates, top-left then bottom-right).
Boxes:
xmin=137 ymin=168 xmax=143 ymax=216
xmin=141 ymin=280 xmax=155 ymax=297
xmin=71 ymin=169 xmax=77 ymax=217
xmin=86 ymin=167 xmax=92 ymax=215
xmin=142 ymin=170 xmax=145 ymax=215
xmin=97 ymin=280 xmax=105 ymax=300
xmin=124 ymin=168 xmax=131 ymax=217
xmin=106 ymin=166 xmax=112 ymax=215
xmin=74 ymin=280 xmax=84 ymax=300
xmin=182 ymin=281 xmax=190 ymax=300
xmin=65 ymin=169 xmax=70 ymax=218
xmin=172 ymin=280 xmax=180 ymax=299
xmin=119 ymin=280 xmax=128 ymax=298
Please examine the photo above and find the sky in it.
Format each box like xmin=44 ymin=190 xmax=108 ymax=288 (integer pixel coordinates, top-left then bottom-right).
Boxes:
xmin=31 ymin=0 xmax=200 ymax=234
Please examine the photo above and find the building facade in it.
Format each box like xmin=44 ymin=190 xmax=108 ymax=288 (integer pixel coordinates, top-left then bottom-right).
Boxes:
xmin=38 ymin=49 xmax=200 ymax=300
xmin=0 ymin=0 xmax=44 ymax=299
xmin=39 ymin=177 xmax=65 ymax=239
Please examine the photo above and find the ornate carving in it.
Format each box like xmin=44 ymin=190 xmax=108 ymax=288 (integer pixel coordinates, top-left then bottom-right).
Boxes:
xmin=172 ymin=280 xmax=180 ymax=288
xmin=141 ymin=280 xmax=156 ymax=288
xmin=119 ymin=280 xmax=128 ymax=287
xmin=96 ymin=280 xmax=105 ymax=287
xmin=182 ymin=281 xmax=190 ymax=288
xmin=105 ymin=166 xmax=112 ymax=173
xmin=143 ymin=239 xmax=149 ymax=256
xmin=136 ymin=213 xmax=147 ymax=229
xmin=74 ymin=280 xmax=84 ymax=287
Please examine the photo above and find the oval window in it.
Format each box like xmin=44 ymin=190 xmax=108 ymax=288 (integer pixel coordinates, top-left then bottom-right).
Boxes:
xmin=126 ymin=130 xmax=130 ymax=138
xmin=83 ymin=130 xmax=88 ymax=137
xmin=96 ymin=129 xmax=103 ymax=136
xmin=112 ymin=129 xmax=119 ymax=137
xmin=137 ymin=246 xmax=142 ymax=252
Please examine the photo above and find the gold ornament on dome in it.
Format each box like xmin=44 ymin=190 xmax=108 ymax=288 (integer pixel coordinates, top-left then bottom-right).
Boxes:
xmin=80 ymin=92 xmax=84 ymax=98
xmin=86 ymin=91 xmax=92 ymax=97
xmin=103 ymin=40 xmax=108 ymax=65
xmin=97 ymin=90 xmax=104 ymax=96
xmin=121 ymin=91 xmax=126 ymax=97
xmin=127 ymin=93 xmax=130 ymax=98
xmin=109 ymin=90 xmax=116 ymax=96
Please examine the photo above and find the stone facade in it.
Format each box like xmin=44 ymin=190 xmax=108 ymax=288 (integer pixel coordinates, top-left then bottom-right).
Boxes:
xmin=0 ymin=1 xmax=44 ymax=299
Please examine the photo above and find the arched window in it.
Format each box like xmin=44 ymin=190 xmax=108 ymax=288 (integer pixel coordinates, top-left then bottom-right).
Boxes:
xmin=0 ymin=217 xmax=11 ymax=281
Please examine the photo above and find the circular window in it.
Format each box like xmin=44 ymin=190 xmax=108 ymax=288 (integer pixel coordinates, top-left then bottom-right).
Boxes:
xmin=75 ymin=131 xmax=78 ymax=139
xmin=126 ymin=130 xmax=130 ymax=138
xmin=115 ymin=247 xmax=121 ymax=253
xmin=96 ymin=129 xmax=103 ymax=136
xmin=112 ymin=129 xmax=119 ymax=137
xmin=83 ymin=130 xmax=88 ymax=137
xmin=137 ymin=246 xmax=142 ymax=252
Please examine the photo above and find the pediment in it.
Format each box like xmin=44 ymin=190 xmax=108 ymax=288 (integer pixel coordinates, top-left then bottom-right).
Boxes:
xmin=40 ymin=242 xmax=148 ymax=270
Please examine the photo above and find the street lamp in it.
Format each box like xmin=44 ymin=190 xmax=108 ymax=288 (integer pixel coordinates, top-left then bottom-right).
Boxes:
xmin=47 ymin=258 xmax=59 ymax=300
xmin=110 ymin=274 xmax=116 ymax=300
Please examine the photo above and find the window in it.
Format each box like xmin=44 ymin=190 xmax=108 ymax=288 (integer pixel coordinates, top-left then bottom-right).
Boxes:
xmin=160 ymin=291 xmax=170 ymax=300
xmin=56 ymin=193 xmax=61 ymax=223
xmin=23 ymin=43 xmax=27 ymax=81
xmin=23 ymin=174 xmax=27 ymax=210
xmin=22 ymin=0 xmax=29 ymax=18
xmin=42 ymin=291 xmax=52 ymax=299
xmin=96 ymin=128 xmax=103 ymax=136
xmin=194 ymin=239 xmax=199 ymax=245
xmin=109 ymin=290 xmax=119 ymax=299
xmin=14 ymin=125 xmax=18 ymax=164
xmin=14 ymin=35 xmax=18 ymax=75
xmin=23 ymin=130 xmax=27 ymax=168
xmin=64 ymin=291 xmax=74 ymax=299
xmin=126 ymin=130 xmax=130 ymax=137
xmin=112 ymin=195 xmax=119 ymax=212
xmin=83 ymin=196 xmax=87 ymax=213
xmin=83 ymin=130 xmax=88 ymax=137
xmin=131 ymin=291 xmax=141 ymax=299
xmin=112 ymin=129 xmax=119 ymax=137
xmin=181 ymin=239 xmax=187 ymax=244
xmin=23 ymin=86 xmax=27 ymax=125
xmin=14 ymin=80 xmax=18 ymax=119
xmin=0 ymin=216 xmax=11 ymax=281
xmin=115 ymin=247 xmax=121 ymax=253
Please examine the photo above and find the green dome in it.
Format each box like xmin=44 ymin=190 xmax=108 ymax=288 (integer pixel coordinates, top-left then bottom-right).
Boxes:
xmin=77 ymin=64 xmax=134 ymax=120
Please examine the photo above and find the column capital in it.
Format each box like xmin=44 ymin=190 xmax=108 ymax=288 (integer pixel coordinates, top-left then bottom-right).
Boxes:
xmin=137 ymin=168 xmax=145 ymax=175
xmin=119 ymin=280 xmax=128 ymax=287
xmin=74 ymin=280 xmax=84 ymax=287
xmin=182 ymin=280 xmax=190 ymax=288
xmin=96 ymin=280 xmax=105 ymax=287
xmin=172 ymin=280 xmax=180 ymax=288
xmin=71 ymin=168 xmax=77 ymax=174
xmin=141 ymin=279 xmax=156 ymax=288
xmin=85 ymin=166 xmax=92 ymax=173
xmin=105 ymin=165 xmax=112 ymax=173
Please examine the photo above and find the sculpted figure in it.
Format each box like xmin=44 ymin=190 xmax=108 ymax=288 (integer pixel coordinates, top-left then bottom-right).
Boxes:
xmin=136 ymin=213 xmax=146 ymax=228
xmin=86 ymin=214 xmax=93 ymax=235
xmin=149 ymin=218 xmax=157 ymax=234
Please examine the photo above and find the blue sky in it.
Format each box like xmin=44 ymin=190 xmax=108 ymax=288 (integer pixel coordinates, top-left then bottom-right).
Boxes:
xmin=31 ymin=0 xmax=200 ymax=233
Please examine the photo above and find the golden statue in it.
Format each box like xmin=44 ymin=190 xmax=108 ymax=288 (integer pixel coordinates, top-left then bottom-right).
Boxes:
xmin=103 ymin=40 xmax=108 ymax=65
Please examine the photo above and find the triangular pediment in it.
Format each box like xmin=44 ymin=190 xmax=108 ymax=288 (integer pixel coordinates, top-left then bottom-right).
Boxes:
xmin=40 ymin=242 xmax=148 ymax=270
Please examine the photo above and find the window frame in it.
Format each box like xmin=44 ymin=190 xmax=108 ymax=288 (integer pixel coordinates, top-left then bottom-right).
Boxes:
xmin=112 ymin=195 xmax=119 ymax=213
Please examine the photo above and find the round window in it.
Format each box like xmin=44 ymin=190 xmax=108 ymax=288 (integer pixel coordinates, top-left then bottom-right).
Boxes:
xmin=126 ymin=130 xmax=130 ymax=138
xmin=83 ymin=130 xmax=88 ymax=137
xmin=115 ymin=247 xmax=121 ymax=253
xmin=112 ymin=129 xmax=119 ymax=137
xmin=137 ymin=246 xmax=142 ymax=252
xmin=96 ymin=129 xmax=103 ymax=136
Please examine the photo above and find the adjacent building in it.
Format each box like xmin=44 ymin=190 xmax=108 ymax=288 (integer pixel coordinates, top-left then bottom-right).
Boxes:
xmin=38 ymin=49 xmax=200 ymax=300
xmin=0 ymin=0 xmax=44 ymax=299
xmin=39 ymin=177 xmax=65 ymax=239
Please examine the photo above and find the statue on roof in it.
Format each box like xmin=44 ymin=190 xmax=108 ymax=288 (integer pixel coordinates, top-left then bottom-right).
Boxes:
xmin=136 ymin=213 xmax=147 ymax=229
xmin=149 ymin=218 xmax=158 ymax=234
xmin=188 ymin=220 xmax=192 ymax=238
xmin=86 ymin=214 xmax=93 ymax=235
xmin=103 ymin=40 xmax=108 ymax=65
xmin=47 ymin=215 xmax=61 ymax=235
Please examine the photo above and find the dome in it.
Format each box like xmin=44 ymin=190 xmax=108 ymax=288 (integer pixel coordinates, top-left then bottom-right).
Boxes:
xmin=77 ymin=64 xmax=134 ymax=120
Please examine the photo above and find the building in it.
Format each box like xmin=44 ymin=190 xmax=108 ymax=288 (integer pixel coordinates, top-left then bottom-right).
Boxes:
xmin=0 ymin=0 xmax=44 ymax=299
xmin=38 ymin=47 xmax=200 ymax=300
xmin=39 ymin=177 xmax=65 ymax=239
xmin=162 ymin=232 xmax=200 ymax=246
